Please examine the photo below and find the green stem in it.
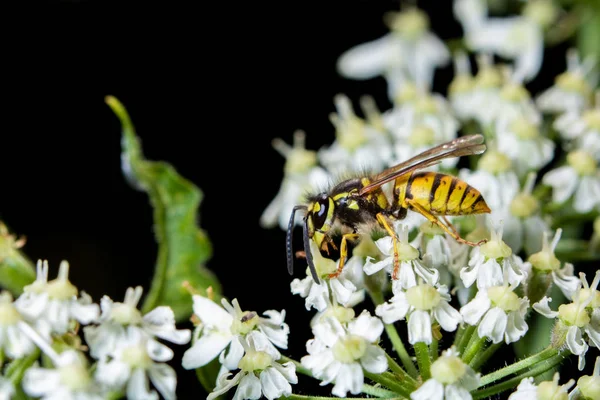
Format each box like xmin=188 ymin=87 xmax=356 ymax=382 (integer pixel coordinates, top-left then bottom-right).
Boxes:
xmin=414 ymin=342 xmax=431 ymax=380
xmin=472 ymin=353 xmax=565 ymax=399
xmin=430 ymin=337 xmax=439 ymax=361
xmin=361 ymin=383 xmax=399 ymax=398
xmin=470 ymin=342 xmax=502 ymax=370
xmin=457 ymin=325 xmax=476 ymax=355
xmin=461 ymin=334 xmax=487 ymax=364
xmin=385 ymin=353 xmax=418 ymax=387
xmin=478 ymin=347 xmax=559 ymax=387
xmin=364 ymin=370 xmax=412 ymax=398
xmin=453 ymin=324 xmax=467 ymax=347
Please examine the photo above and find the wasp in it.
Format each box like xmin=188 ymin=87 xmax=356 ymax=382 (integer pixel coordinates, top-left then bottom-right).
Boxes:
xmin=286 ymin=134 xmax=491 ymax=284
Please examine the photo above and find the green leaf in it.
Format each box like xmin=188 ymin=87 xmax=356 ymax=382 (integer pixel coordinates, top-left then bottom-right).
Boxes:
xmin=105 ymin=96 xmax=222 ymax=322
xmin=0 ymin=223 xmax=36 ymax=295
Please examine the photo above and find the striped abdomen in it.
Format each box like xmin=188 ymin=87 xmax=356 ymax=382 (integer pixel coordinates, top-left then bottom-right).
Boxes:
xmin=394 ymin=172 xmax=490 ymax=216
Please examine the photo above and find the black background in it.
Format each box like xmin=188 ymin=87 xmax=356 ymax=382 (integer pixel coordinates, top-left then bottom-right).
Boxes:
xmin=2 ymin=1 xmax=585 ymax=398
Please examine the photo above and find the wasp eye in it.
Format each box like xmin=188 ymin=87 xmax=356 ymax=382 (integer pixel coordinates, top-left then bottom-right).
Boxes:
xmin=311 ymin=198 xmax=330 ymax=230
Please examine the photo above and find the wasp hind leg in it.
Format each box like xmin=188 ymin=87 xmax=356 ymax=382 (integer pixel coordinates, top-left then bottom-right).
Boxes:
xmin=405 ymin=199 xmax=486 ymax=247
xmin=327 ymin=233 xmax=360 ymax=279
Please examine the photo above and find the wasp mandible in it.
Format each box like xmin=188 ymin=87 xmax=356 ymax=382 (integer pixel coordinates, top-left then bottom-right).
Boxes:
xmin=286 ymin=134 xmax=491 ymax=284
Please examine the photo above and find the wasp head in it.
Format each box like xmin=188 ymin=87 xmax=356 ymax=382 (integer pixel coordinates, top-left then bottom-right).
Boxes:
xmin=286 ymin=194 xmax=336 ymax=284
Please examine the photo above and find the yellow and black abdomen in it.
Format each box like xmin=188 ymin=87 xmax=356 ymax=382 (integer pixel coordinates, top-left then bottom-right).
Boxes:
xmin=394 ymin=172 xmax=490 ymax=216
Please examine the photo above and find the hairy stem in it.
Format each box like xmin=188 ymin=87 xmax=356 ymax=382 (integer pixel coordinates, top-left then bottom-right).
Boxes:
xmin=478 ymin=347 xmax=560 ymax=387
xmin=414 ymin=342 xmax=431 ymax=380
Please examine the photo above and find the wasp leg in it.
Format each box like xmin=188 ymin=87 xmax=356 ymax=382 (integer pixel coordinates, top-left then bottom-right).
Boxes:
xmin=441 ymin=215 xmax=459 ymax=236
xmin=406 ymin=199 xmax=486 ymax=247
xmin=375 ymin=213 xmax=402 ymax=280
xmin=327 ymin=233 xmax=360 ymax=279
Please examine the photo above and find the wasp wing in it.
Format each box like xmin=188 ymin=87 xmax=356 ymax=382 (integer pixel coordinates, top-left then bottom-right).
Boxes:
xmin=359 ymin=135 xmax=486 ymax=195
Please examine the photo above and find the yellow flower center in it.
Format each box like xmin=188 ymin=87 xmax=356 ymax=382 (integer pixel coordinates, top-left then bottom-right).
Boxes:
xmin=111 ymin=303 xmax=143 ymax=325
xmin=406 ymin=284 xmax=441 ymax=311
xmin=430 ymin=355 xmax=467 ymax=384
xmin=583 ymin=109 xmax=600 ymax=131
xmin=59 ymin=361 xmax=92 ymax=391
xmin=510 ymin=193 xmax=540 ymax=218
xmin=556 ymin=72 xmax=589 ymax=94
xmin=409 ymin=125 xmax=436 ymax=147
xmin=487 ymin=286 xmax=521 ymax=312
xmin=239 ymin=350 xmax=273 ymax=372
xmin=558 ymin=302 xmax=590 ymax=327
xmin=510 ymin=118 xmax=539 ymax=140
xmin=501 ymin=83 xmax=530 ymax=102
xmin=478 ymin=151 xmax=512 ymax=174
xmin=332 ymin=335 xmax=367 ymax=363
xmin=388 ymin=8 xmax=429 ymax=39
xmin=577 ymin=374 xmax=600 ymax=400
xmin=567 ymin=150 xmax=596 ymax=176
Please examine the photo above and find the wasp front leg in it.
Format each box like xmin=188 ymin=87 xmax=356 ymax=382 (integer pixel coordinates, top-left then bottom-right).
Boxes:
xmin=375 ymin=213 xmax=403 ymax=280
xmin=327 ymin=233 xmax=360 ymax=279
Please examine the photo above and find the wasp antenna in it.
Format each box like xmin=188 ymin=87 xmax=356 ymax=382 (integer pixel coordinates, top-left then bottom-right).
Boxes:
xmin=287 ymin=205 xmax=306 ymax=276
xmin=302 ymin=218 xmax=320 ymax=284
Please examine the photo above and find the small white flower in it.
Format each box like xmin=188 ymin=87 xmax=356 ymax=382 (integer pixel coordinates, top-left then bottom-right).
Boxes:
xmin=460 ymin=278 xmax=530 ymax=344
xmin=181 ymin=296 xmax=289 ymax=370
xmin=508 ymin=372 xmax=575 ymax=400
xmin=533 ymin=271 xmax=600 ymax=370
xmin=410 ymin=347 xmax=480 ymax=400
xmin=337 ymin=8 xmax=449 ymax=97
xmin=496 ymin=115 xmax=555 ymax=177
xmin=95 ymin=327 xmax=177 ymax=400
xmin=460 ymin=224 xmax=527 ymax=290
xmin=0 ymin=291 xmax=40 ymax=359
xmin=301 ymin=310 xmax=387 ymax=397
xmin=459 ymin=151 xmax=520 ymax=226
xmin=448 ymin=51 xmax=477 ymax=120
xmin=15 ymin=260 xmax=99 ymax=338
xmin=83 ymin=286 xmax=190 ymax=360
xmin=526 ymin=229 xmax=580 ymax=300
xmin=364 ymin=224 xmax=439 ymax=288
xmin=376 ymin=283 xmax=461 ymax=344
xmin=260 ymin=130 xmax=330 ymax=230
xmin=502 ymin=172 xmax=549 ymax=255
xmin=23 ymin=350 xmax=106 ymax=400
xmin=291 ymin=241 xmax=365 ymax=312
xmin=536 ymin=49 xmax=596 ymax=114
xmin=318 ymin=94 xmax=393 ymax=176
xmin=542 ymin=149 xmax=600 ymax=213
xmin=569 ymin=356 xmax=600 ymax=400
xmin=207 ymin=331 xmax=297 ymax=400
xmin=0 ymin=377 xmax=14 ymax=400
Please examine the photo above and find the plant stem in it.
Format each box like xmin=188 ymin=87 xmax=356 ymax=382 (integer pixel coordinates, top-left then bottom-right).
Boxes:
xmin=361 ymin=383 xmax=400 ymax=398
xmin=461 ymin=334 xmax=487 ymax=364
xmin=472 ymin=353 xmax=565 ymax=399
xmin=414 ymin=342 xmax=431 ymax=380
xmin=369 ymin=288 xmax=419 ymax=378
xmin=457 ymin=325 xmax=476 ymax=355
xmin=430 ymin=337 xmax=439 ymax=361
xmin=385 ymin=353 xmax=418 ymax=387
xmin=478 ymin=347 xmax=559 ymax=387
xmin=470 ymin=342 xmax=502 ymax=370
xmin=364 ymin=370 xmax=413 ymax=398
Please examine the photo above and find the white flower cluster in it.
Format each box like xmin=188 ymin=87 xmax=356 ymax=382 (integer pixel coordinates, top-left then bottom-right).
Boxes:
xmin=231 ymin=1 xmax=600 ymax=399
xmin=0 ymin=260 xmax=191 ymax=400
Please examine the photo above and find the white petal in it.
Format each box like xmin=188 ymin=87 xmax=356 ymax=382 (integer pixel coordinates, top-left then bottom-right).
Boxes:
xmin=408 ymin=310 xmax=433 ymax=345
xmin=148 ymin=363 xmax=177 ymax=400
xmin=410 ymin=378 xmax=444 ymax=400
xmin=181 ymin=332 xmax=231 ymax=369
xmin=348 ymin=311 xmax=383 ymax=342
xmin=331 ymin=363 xmax=363 ymax=397
xmin=246 ymin=331 xmax=281 ymax=360
xmin=274 ymin=362 xmax=298 ymax=384
xmin=533 ymin=297 xmax=559 ymax=319
xmin=445 ymin=383 xmax=474 ymax=400
xmin=260 ymin=367 xmax=293 ymax=400
xmin=542 ymin=166 xmax=578 ymax=204
xmin=566 ymin=325 xmax=588 ymax=357
xmin=127 ymin=368 xmax=159 ymax=400
xmin=70 ymin=299 xmax=100 ymax=325
xmin=375 ymin=293 xmax=410 ymax=324
xmin=504 ymin=308 xmax=529 ymax=344
xmin=192 ymin=295 xmax=233 ymax=330
xmin=22 ymin=368 xmax=60 ymax=397
xmin=5 ymin=325 xmax=35 ymax=359
xmin=146 ymin=338 xmax=174 ymax=362
xmin=95 ymin=359 xmax=131 ymax=387
xmin=337 ymin=34 xmax=400 ymax=79
xmin=208 ymin=372 xmax=243 ymax=400
xmin=330 ymin=278 xmax=358 ymax=307
xmin=222 ymin=335 xmax=246 ymax=370
xmin=552 ymin=270 xmax=580 ymax=301
xmin=478 ymin=307 xmax=508 ymax=343
xmin=433 ymin=302 xmax=462 ymax=332
xmin=363 ymin=257 xmax=392 ymax=276
xmin=574 ymin=176 xmax=600 ymax=213
xmin=360 ymin=344 xmax=388 ymax=373
xmin=143 ymin=307 xmax=191 ymax=345
xmin=233 ymin=373 xmax=262 ymax=400
xmin=460 ymin=292 xmax=491 ymax=325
